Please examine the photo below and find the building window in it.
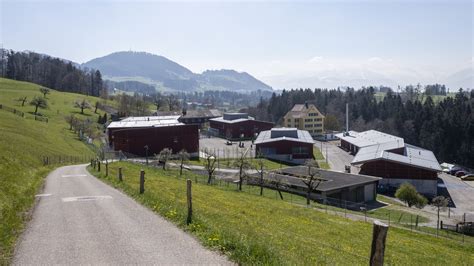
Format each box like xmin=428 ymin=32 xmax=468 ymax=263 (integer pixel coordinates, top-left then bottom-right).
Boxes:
xmin=304 ymin=118 xmax=313 ymax=122
xmin=315 ymin=123 xmax=322 ymax=127
xmin=292 ymin=146 xmax=308 ymax=155
xmin=309 ymin=113 xmax=318 ymax=117
xmin=304 ymin=124 xmax=312 ymax=128
xmin=315 ymin=118 xmax=322 ymax=121
xmin=287 ymin=119 xmax=291 ymax=123
xmin=261 ymin=147 xmax=276 ymax=155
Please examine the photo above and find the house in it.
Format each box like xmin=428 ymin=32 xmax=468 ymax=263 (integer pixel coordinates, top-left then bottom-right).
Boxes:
xmin=209 ymin=113 xmax=274 ymax=140
xmin=336 ymin=130 xmax=441 ymax=196
xmin=248 ymin=166 xmax=381 ymax=204
xmin=254 ymin=128 xmax=314 ymax=164
xmin=283 ymin=102 xmax=325 ymax=137
xmin=107 ymin=116 xmax=199 ymax=157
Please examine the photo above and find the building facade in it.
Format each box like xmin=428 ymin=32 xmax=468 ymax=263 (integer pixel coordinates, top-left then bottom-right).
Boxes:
xmin=209 ymin=113 xmax=274 ymax=140
xmin=254 ymin=128 xmax=314 ymax=164
xmin=283 ymin=103 xmax=325 ymax=137
xmin=107 ymin=116 xmax=199 ymax=157
xmin=336 ymin=130 xmax=441 ymax=197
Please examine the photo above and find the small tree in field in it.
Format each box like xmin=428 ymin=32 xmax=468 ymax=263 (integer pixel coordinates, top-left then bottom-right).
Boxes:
xmin=30 ymin=96 xmax=48 ymax=115
xmin=303 ymin=160 xmax=323 ymax=206
xmin=75 ymin=99 xmax=91 ymax=114
xmin=432 ymin=196 xmax=449 ymax=233
xmin=254 ymin=153 xmax=266 ymax=196
xmin=65 ymin=114 xmax=77 ymax=130
xmin=39 ymin=87 xmax=50 ymax=98
xmin=156 ymin=148 xmax=172 ymax=170
xmin=395 ymin=183 xmax=427 ymax=208
xmin=233 ymin=150 xmax=251 ymax=191
xmin=203 ymin=150 xmax=217 ymax=184
xmin=178 ymin=149 xmax=189 ymax=176
xmin=16 ymin=96 xmax=27 ymax=106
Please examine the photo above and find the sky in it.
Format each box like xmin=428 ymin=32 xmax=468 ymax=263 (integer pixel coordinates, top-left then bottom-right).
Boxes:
xmin=1 ymin=0 xmax=473 ymax=89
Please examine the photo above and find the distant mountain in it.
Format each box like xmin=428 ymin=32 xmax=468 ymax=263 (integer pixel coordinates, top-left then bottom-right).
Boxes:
xmin=444 ymin=67 xmax=474 ymax=90
xmin=82 ymin=51 xmax=272 ymax=93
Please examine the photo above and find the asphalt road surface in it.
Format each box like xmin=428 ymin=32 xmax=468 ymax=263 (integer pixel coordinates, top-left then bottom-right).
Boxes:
xmin=13 ymin=165 xmax=230 ymax=265
xmin=438 ymin=173 xmax=474 ymax=221
xmin=314 ymin=140 xmax=356 ymax=172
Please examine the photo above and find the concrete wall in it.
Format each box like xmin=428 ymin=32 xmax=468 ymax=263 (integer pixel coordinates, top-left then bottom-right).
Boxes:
xmin=379 ymin=178 xmax=437 ymax=197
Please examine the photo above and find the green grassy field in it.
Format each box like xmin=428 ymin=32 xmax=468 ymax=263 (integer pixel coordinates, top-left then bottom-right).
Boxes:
xmin=180 ymin=157 xmax=293 ymax=170
xmin=89 ymin=162 xmax=474 ymax=265
xmin=0 ymin=78 xmax=101 ymax=263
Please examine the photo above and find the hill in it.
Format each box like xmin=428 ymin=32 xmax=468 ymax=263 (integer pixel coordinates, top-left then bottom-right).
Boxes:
xmin=82 ymin=51 xmax=272 ymax=93
xmin=89 ymin=162 xmax=474 ymax=264
xmin=0 ymin=78 xmax=104 ymax=264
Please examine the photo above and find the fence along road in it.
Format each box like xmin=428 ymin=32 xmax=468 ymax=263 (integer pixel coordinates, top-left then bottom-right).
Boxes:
xmin=13 ymin=164 xmax=230 ymax=265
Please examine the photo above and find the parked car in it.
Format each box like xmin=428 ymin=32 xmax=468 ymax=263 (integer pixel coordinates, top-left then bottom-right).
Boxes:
xmin=461 ymin=174 xmax=474 ymax=181
xmin=455 ymin=170 xmax=467 ymax=177
xmin=449 ymin=167 xmax=462 ymax=175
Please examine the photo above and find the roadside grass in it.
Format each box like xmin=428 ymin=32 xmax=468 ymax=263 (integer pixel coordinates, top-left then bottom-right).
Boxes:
xmin=313 ymin=146 xmax=325 ymax=160
xmin=0 ymin=78 xmax=98 ymax=264
xmin=89 ymin=161 xmax=474 ymax=265
xmin=180 ymin=157 xmax=294 ymax=170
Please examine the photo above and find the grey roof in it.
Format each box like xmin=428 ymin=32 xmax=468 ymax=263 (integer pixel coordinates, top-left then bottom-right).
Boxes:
xmin=250 ymin=166 xmax=380 ymax=192
xmin=335 ymin=130 xmax=404 ymax=149
xmin=209 ymin=115 xmax=256 ymax=124
xmin=155 ymin=109 xmax=222 ymax=118
xmin=254 ymin=128 xmax=314 ymax=145
xmin=107 ymin=116 xmax=183 ymax=129
xmin=352 ymin=144 xmax=442 ymax=172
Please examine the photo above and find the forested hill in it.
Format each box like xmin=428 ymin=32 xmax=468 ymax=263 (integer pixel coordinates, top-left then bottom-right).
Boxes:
xmin=1 ymin=50 xmax=105 ymax=97
xmin=248 ymin=88 xmax=474 ymax=168
xmin=82 ymin=51 xmax=273 ymax=93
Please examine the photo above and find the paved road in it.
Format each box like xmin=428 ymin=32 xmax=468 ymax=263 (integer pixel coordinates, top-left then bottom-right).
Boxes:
xmin=314 ymin=141 xmax=356 ymax=172
xmin=13 ymin=165 xmax=230 ymax=265
xmin=438 ymin=173 xmax=474 ymax=221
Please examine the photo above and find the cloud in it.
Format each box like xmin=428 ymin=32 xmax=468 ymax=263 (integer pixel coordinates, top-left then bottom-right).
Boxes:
xmin=368 ymin=57 xmax=383 ymax=62
xmin=308 ymin=56 xmax=324 ymax=63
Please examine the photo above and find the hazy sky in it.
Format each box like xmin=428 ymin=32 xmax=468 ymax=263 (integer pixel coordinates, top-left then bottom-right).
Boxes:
xmin=1 ymin=0 xmax=472 ymax=89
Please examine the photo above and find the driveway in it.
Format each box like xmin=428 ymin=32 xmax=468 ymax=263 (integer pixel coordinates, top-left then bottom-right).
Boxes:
xmin=314 ymin=140 xmax=356 ymax=172
xmin=13 ymin=164 xmax=230 ymax=265
xmin=199 ymin=136 xmax=255 ymax=158
xmin=438 ymin=173 xmax=474 ymax=222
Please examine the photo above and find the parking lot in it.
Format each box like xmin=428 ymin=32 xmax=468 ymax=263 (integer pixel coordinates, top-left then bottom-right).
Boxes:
xmin=199 ymin=136 xmax=255 ymax=159
xmin=438 ymin=173 xmax=474 ymax=221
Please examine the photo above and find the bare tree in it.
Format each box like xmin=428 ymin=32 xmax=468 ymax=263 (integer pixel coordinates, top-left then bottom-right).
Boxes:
xmin=156 ymin=148 xmax=172 ymax=170
xmin=75 ymin=99 xmax=91 ymax=114
xmin=65 ymin=114 xmax=77 ymax=130
xmin=94 ymin=101 xmax=100 ymax=114
xmin=16 ymin=96 xmax=27 ymax=106
xmin=432 ymin=196 xmax=449 ymax=234
xmin=269 ymin=172 xmax=286 ymax=200
xmin=303 ymin=160 xmax=323 ymax=206
xmin=254 ymin=153 xmax=266 ymax=196
xmin=233 ymin=150 xmax=251 ymax=191
xmin=39 ymin=87 xmax=50 ymax=98
xmin=203 ymin=149 xmax=217 ymax=184
xmin=178 ymin=149 xmax=190 ymax=176
xmin=30 ymin=96 xmax=48 ymax=115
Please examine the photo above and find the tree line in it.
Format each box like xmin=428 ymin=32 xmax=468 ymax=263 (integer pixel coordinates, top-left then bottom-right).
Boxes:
xmin=1 ymin=49 xmax=105 ymax=97
xmin=246 ymin=87 xmax=474 ymax=168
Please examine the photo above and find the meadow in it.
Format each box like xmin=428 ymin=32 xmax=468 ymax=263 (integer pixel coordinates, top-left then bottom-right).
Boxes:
xmin=89 ymin=161 xmax=474 ymax=265
xmin=0 ymin=78 xmax=101 ymax=263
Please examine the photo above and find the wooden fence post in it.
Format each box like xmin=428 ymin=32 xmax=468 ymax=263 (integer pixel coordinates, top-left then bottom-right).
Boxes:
xmin=118 ymin=167 xmax=123 ymax=182
xmin=98 ymin=160 xmax=101 ymax=172
xmin=186 ymin=179 xmax=192 ymax=225
xmin=370 ymin=220 xmax=389 ymax=266
xmin=139 ymin=170 xmax=145 ymax=194
xmin=105 ymin=162 xmax=108 ymax=177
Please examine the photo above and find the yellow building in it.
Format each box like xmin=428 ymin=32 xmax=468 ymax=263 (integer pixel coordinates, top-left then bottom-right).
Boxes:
xmin=283 ymin=103 xmax=325 ymax=137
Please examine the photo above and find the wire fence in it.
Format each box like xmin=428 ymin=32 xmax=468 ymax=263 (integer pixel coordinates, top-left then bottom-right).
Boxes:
xmin=0 ymin=103 xmax=48 ymax=123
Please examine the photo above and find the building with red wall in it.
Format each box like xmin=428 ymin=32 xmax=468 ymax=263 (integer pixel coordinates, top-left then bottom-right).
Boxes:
xmin=255 ymin=128 xmax=314 ymax=164
xmin=209 ymin=113 xmax=274 ymax=140
xmin=336 ymin=130 xmax=441 ymax=196
xmin=107 ymin=116 xmax=199 ymax=157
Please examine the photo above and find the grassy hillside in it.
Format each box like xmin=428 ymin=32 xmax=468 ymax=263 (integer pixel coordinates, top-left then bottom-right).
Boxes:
xmin=89 ymin=162 xmax=474 ymax=265
xmin=0 ymin=78 xmax=103 ymax=263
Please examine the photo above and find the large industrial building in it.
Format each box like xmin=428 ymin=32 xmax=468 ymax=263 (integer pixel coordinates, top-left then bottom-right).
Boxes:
xmin=209 ymin=113 xmax=274 ymax=140
xmin=283 ymin=102 xmax=325 ymax=137
xmin=336 ymin=130 xmax=441 ymax=196
xmin=107 ymin=116 xmax=199 ymax=157
xmin=254 ymin=128 xmax=314 ymax=164
xmin=155 ymin=109 xmax=222 ymax=129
